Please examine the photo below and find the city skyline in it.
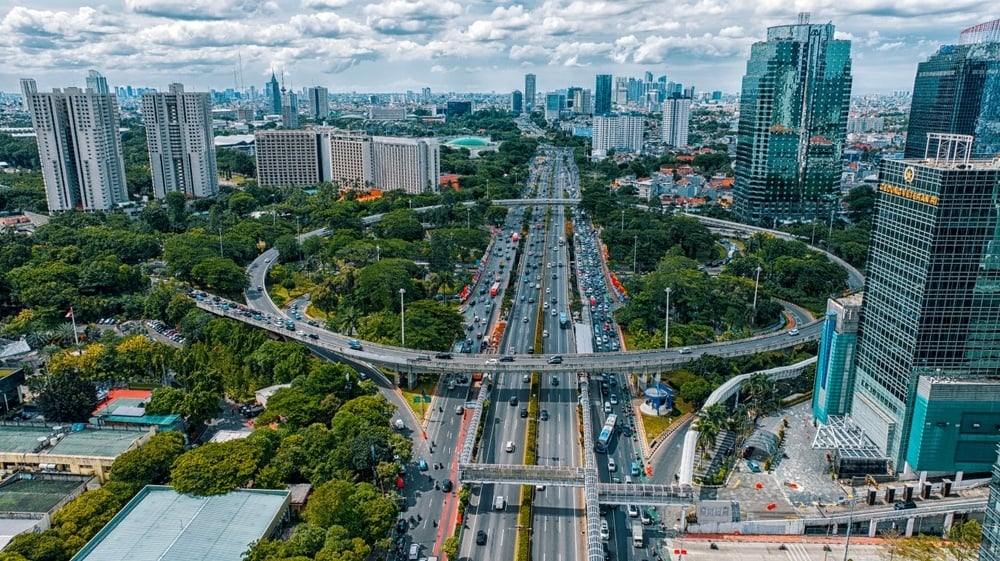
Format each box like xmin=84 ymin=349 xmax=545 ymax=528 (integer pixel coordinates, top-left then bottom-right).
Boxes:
xmin=0 ymin=1 xmax=996 ymax=96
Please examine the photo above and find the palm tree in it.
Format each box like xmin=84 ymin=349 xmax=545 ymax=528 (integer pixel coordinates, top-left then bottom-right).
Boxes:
xmin=694 ymin=409 xmax=721 ymax=454
xmin=331 ymin=304 xmax=361 ymax=336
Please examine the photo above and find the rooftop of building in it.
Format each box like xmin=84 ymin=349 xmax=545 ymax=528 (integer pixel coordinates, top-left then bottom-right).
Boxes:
xmin=71 ymin=485 xmax=290 ymax=561
xmin=832 ymin=291 xmax=864 ymax=307
xmin=0 ymin=425 xmax=145 ymax=458
xmin=90 ymin=389 xmax=181 ymax=429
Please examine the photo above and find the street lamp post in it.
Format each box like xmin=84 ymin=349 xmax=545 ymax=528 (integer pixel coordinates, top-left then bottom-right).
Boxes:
xmin=632 ymin=235 xmax=638 ymax=274
xmin=843 ymin=487 xmax=857 ymax=561
xmin=218 ymin=228 xmax=224 ymax=258
xmin=664 ymin=287 xmax=671 ymax=349
xmin=621 ymin=209 xmax=625 ymax=232
xmin=399 ymin=288 xmax=406 ymax=347
xmin=376 ymin=245 xmax=381 ymax=262
xmin=466 ymin=207 xmax=471 ymax=229
xmin=752 ymin=266 xmax=763 ymax=316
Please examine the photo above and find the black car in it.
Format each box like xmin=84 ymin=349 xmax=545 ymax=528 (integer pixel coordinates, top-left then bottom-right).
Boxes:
xmin=441 ymin=479 xmax=453 ymax=492
xmin=396 ymin=518 xmax=408 ymax=533
xmin=520 ymin=407 xmax=528 ymax=418
xmin=435 ymin=352 xmax=453 ymax=359
xmin=509 ymin=396 xmax=518 ymax=406
xmin=540 ymin=409 xmax=549 ymax=421
xmin=500 ymin=355 xmax=515 ymax=362
xmin=476 ymin=530 xmax=488 ymax=545
xmin=894 ymin=500 xmax=917 ymax=510
xmin=308 ymin=333 xmax=319 ymax=340
xmin=551 ymin=375 xmax=559 ymax=385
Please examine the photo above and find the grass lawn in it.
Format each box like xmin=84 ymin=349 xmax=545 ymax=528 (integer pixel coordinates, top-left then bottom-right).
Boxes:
xmin=641 ymin=395 xmax=694 ymax=445
xmin=267 ymin=273 xmax=318 ymax=308
xmin=399 ymin=374 xmax=441 ymax=420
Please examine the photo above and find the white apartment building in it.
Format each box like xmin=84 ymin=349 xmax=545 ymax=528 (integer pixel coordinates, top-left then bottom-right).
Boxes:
xmin=326 ymin=130 xmax=374 ymax=190
xmin=371 ymin=136 xmax=440 ymax=194
xmin=255 ymin=130 xmax=322 ymax=187
xmin=27 ymin=86 xmax=128 ymax=212
xmin=591 ymin=114 xmax=644 ymax=160
xmin=662 ymin=96 xmax=691 ymax=147
xmin=142 ymin=83 xmax=219 ymax=199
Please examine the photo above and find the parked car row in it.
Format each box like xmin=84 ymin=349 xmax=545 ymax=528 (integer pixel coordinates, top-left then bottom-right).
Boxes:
xmin=145 ymin=320 xmax=185 ymax=344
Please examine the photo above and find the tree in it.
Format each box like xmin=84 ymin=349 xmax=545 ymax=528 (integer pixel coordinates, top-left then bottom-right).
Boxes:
xmin=189 ymin=256 xmax=248 ymax=295
xmin=945 ymin=520 xmax=982 ymax=561
xmin=36 ymin=370 xmax=98 ymax=423
xmin=170 ymin=439 xmax=264 ymax=496
xmin=109 ymin=431 xmax=185 ymax=487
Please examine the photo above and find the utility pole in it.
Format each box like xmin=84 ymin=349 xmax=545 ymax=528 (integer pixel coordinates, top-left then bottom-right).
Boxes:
xmin=664 ymin=287 xmax=671 ymax=349
xmin=399 ymin=288 xmax=406 ymax=347
xmin=752 ymin=266 xmax=763 ymax=316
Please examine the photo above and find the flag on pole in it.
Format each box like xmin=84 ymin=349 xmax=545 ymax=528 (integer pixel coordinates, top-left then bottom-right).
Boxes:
xmin=65 ymin=307 xmax=74 ymax=319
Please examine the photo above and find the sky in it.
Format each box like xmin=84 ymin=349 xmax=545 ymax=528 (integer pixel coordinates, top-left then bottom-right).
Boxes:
xmin=0 ymin=0 xmax=996 ymax=96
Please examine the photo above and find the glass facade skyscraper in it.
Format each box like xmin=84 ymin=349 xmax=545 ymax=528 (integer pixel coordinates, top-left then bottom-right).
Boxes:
xmin=904 ymin=20 xmax=1000 ymax=160
xmin=733 ymin=14 xmax=852 ymax=224
xmin=524 ymin=74 xmax=536 ymax=113
xmin=595 ymin=74 xmax=612 ymax=115
xmin=850 ymin=136 xmax=1000 ymax=474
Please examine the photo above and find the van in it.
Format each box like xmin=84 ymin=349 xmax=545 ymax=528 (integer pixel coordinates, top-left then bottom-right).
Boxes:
xmin=494 ymin=495 xmax=505 ymax=510
xmin=415 ymin=354 xmax=430 ymax=361
xmin=408 ymin=543 xmax=420 ymax=560
xmin=604 ymin=402 xmax=612 ymax=413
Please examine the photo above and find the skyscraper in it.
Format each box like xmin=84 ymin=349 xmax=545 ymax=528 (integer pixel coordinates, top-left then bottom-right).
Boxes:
xmin=544 ymin=93 xmax=564 ymax=121
xmin=511 ymin=90 xmax=523 ymax=114
xmin=85 ymin=70 xmax=109 ymax=94
xmin=524 ymin=74 xmax=536 ymax=113
xmin=281 ymin=89 xmax=299 ymax=129
xmin=733 ymin=13 xmax=852 ymax=224
xmin=661 ymin=94 xmax=691 ymax=147
xmin=19 ymin=78 xmax=35 ymax=111
xmin=904 ymin=19 xmax=1000 ymax=160
xmin=307 ymin=86 xmax=329 ymax=120
xmin=26 ymin=86 xmax=128 ymax=212
xmin=573 ymin=89 xmax=592 ymax=115
xmin=849 ymin=133 xmax=1000 ymax=475
xmin=267 ymin=72 xmax=281 ymax=115
xmin=142 ymin=83 xmax=218 ymax=200
xmin=595 ymin=74 xmax=612 ymax=115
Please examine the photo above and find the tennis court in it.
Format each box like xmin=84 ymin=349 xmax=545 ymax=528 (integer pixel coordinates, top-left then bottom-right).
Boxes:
xmin=0 ymin=477 xmax=83 ymax=513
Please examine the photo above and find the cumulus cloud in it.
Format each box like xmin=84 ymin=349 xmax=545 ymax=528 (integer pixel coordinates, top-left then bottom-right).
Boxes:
xmin=300 ymin=0 xmax=352 ymax=9
xmin=124 ymin=0 xmax=278 ymax=20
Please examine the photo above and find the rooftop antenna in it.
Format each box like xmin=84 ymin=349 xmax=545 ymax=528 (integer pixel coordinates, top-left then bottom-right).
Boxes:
xmin=798 ymin=12 xmax=810 ymax=24
xmin=237 ymin=52 xmax=246 ymax=94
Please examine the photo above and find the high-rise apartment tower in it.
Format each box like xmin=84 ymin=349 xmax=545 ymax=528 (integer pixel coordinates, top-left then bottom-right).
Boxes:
xmin=142 ymin=83 xmax=219 ymax=200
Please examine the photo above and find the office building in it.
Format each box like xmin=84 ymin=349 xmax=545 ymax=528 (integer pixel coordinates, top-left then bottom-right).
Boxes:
xmin=573 ymin=89 xmax=592 ymax=115
xmin=446 ymin=101 xmax=472 ymax=118
xmin=267 ymin=72 xmax=281 ymax=115
xmin=812 ymin=293 xmax=862 ymax=423
xmin=256 ymin=129 xmax=439 ymax=194
xmin=849 ymin=134 xmax=1000 ymax=475
xmin=511 ymin=90 xmax=523 ymax=114
xmin=307 ymin=86 xmax=328 ymax=120
xmin=27 ymin=86 xmax=128 ymax=212
xmin=662 ymin=95 xmax=691 ymax=147
xmin=85 ymin=70 xmax=109 ymax=94
xmin=369 ymin=106 xmax=406 ymax=121
xmin=544 ymin=93 xmax=564 ymax=121
xmin=19 ymin=78 xmax=35 ymax=111
xmin=281 ymin=90 xmax=298 ymax=129
xmin=732 ymin=13 xmax=853 ymax=224
xmin=524 ymin=73 xmax=536 ymax=113
xmin=595 ymin=74 xmax=612 ymax=115
xmin=142 ymin=83 xmax=218 ymax=200
xmin=591 ymin=113 xmax=644 ymax=160
xmin=904 ymin=19 xmax=1000 ymax=160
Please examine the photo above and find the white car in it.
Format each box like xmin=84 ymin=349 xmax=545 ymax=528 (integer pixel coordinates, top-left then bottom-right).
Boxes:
xmin=485 ymin=358 xmax=498 ymax=365
xmin=600 ymin=519 xmax=610 ymax=540
xmin=788 ymin=328 xmax=800 ymax=336
xmin=505 ymin=441 xmax=515 ymax=452
xmin=608 ymin=459 xmax=617 ymax=472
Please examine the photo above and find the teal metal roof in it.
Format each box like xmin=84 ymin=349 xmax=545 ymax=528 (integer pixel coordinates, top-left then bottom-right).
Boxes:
xmin=71 ymin=486 xmax=290 ymax=561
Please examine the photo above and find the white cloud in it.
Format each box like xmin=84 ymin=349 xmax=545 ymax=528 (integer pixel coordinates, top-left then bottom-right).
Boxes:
xmin=124 ymin=0 xmax=278 ymax=20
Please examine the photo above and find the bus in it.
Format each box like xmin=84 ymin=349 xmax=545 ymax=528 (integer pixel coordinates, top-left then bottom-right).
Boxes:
xmin=489 ymin=282 xmax=501 ymax=297
xmin=559 ymin=312 xmax=569 ymax=329
xmin=595 ymin=413 xmax=618 ymax=453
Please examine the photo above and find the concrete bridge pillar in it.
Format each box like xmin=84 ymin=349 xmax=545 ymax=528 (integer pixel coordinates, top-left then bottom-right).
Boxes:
xmin=943 ymin=512 xmax=954 ymax=537
xmin=904 ymin=517 xmax=915 ymax=537
xmin=868 ymin=518 xmax=878 ymax=537
xmin=407 ymin=370 xmax=418 ymax=390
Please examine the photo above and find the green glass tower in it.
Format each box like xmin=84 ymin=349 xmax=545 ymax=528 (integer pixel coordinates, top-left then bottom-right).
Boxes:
xmin=904 ymin=19 xmax=1000 ymax=160
xmin=850 ymin=134 xmax=1000 ymax=475
xmin=733 ymin=13 xmax=852 ymax=224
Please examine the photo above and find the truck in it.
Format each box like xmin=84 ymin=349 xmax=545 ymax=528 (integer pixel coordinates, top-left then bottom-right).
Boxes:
xmin=489 ymin=281 xmax=501 ymax=297
xmin=631 ymin=521 xmax=643 ymax=548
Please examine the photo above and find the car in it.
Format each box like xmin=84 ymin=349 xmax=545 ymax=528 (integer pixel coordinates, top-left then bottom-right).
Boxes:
xmin=417 ymin=459 xmax=428 ymax=471
xmin=476 ymin=530 xmax=488 ymax=545
xmin=485 ymin=358 xmax=498 ymax=365
xmin=547 ymin=355 xmax=563 ymax=364
xmin=296 ymin=330 xmax=305 ymax=336
xmin=520 ymin=407 xmax=528 ymax=418
xmin=347 ymin=339 xmax=363 ymax=350
xmin=308 ymin=333 xmax=319 ymax=340
xmin=500 ymin=355 xmax=515 ymax=362
xmin=396 ymin=517 xmax=408 ymax=534
xmin=455 ymin=404 xmax=464 ymax=415
xmin=608 ymin=459 xmax=617 ymax=472
xmin=435 ymin=352 xmax=453 ymax=359
xmin=264 ymin=258 xmax=271 ymax=263
xmin=627 ymin=504 xmax=639 ymax=518
xmin=609 ymin=394 xmax=618 ymax=405
xmin=509 ymin=396 xmax=518 ymax=406
xmin=551 ymin=375 xmax=559 ymax=386
xmin=522 ymin=374 xmax=530 ymax=382
xmin=540 ymin=409 xmax=549 ymax=421
xmin=895 ymin=500 xmax=917 ymax=510
xmin=788 ymin=328 xmax=800 ymax=336
xmin=542 ymin=329 xmax=549 ymax=338
xmin=441 ymin=479 xmax=453 ymax=492
xmin=523 ymin=316 xmax=529 ymax=323
xmin=543 ymin=302 xmax=550 ymax=310
xmin=678 ymin=347 xmax=692 ymax=354
xmin=600 ymin=519 xmax=610 ymax=540
xmin=641 ymin=508 xmax=653 ymax=525
xmin=505 ymin=441 xmax=515 ymax=452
